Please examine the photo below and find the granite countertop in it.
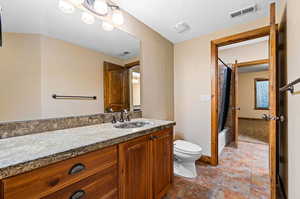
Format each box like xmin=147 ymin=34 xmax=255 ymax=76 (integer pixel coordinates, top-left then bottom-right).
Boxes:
xmin=0 ymin=118 xmax=175 ymax=179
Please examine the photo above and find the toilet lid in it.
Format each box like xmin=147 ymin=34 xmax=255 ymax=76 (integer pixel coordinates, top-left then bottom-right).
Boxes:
xmin=174 ymin=140 xmax=202 ymax=154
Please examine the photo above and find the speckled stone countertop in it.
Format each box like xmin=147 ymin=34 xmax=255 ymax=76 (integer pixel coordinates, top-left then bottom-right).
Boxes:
xmin=0 ymin=118 xmax=175 ymax=179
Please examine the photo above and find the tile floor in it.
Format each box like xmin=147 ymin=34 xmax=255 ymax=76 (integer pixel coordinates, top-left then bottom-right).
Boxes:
xmin=165 ymin=141 xmax=270 ymax=199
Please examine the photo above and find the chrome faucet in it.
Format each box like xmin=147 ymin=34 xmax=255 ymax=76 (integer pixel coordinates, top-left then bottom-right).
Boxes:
xmin=120 ymin=109 xmax=130 ymax=122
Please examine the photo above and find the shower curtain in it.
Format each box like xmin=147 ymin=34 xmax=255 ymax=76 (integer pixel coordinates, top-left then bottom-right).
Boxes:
xmin=218 ymin=66 xmax=232 ymax=132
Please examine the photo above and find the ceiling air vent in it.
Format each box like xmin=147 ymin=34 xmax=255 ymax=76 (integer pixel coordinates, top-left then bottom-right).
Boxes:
xmin=230 ymin=4 xmax=257 ymax=18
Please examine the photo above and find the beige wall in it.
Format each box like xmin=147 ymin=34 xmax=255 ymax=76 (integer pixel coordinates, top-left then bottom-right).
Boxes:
xmin=119 ymin=13 xmax=174 ymax=120
xmin=174 ymin=18 xmax=269 ymax=155
xmin=0 ymin=33 xmax=42 ymax=122
xmin=238 ymin=71 xmax=269 ymax=119
xmin=41 ymin=36 xmax=124 ymax=118
xmin=0 ymin=33 xmax=125 ymax=120
xmin=287 ymin=0 xmax=300 ymax=198
xmin=219 ymin=40 xmax=268 ymax=64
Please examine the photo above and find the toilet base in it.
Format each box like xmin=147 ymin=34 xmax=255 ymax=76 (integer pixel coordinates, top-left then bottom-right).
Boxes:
xmin=174 ymin=159 xmax=197 ymax=178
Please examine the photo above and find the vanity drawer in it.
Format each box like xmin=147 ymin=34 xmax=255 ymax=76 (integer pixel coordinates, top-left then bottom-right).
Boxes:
xmin=42 ymin=165 xmax=118 ymax=199
xmin=2 ymin=146 xmax=117 ymax=199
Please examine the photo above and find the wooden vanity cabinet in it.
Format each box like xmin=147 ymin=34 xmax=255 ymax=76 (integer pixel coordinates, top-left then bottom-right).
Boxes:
xmin=119 ymin=134 xmax=152 ymax=199
xmin=41 ymin=165 xmax=118 ymax=199
xmin=1 ymin=146 xmax=118 ymax=199
xmin=119 ymin=128 xmax=174 ymax=199
xmin=151 ymin=129 xmax=174 ymax=199
xmin=0 ymin=128 xmax=173 ymax=199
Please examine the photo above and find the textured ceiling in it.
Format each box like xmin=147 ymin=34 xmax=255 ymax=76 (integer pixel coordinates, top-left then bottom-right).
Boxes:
xmin=119 ymin=0 xmax=281 ymax=43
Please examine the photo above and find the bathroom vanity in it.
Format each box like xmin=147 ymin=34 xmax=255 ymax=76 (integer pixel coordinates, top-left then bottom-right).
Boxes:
xmin=0 ymin=119 xmax=175 ymax=199
xmin=0 ymin=1 xmax=175 ymax=198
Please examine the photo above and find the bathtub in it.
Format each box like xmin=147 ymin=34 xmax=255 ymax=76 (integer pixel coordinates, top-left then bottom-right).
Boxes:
xmin=218 ymin=128 xmax=231 ymax=154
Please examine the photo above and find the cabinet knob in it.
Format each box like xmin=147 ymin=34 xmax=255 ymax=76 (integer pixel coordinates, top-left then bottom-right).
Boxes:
xmin=69 ymin=163 xmax=86 ymax=175
xmin=69 ymin=190 xmax=85 ymax=199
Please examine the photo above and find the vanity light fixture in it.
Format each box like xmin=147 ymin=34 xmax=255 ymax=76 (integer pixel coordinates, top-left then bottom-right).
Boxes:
xmin=81 ymin=12 xmax=95 ymax=24
xmin=59 ymin=0 xmax=75 ymax=14
xmin=58 ymin=0 xmax=124 ymax=31
xmin=94 ymin=0 xmax=108 ymax=15
xmin=69 ymin=0 xmax=85 ymax=6
xmin=112 ymin=9 xmax=124 ymax=25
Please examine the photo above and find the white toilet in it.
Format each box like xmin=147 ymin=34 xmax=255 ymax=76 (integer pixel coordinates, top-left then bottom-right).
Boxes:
xmin=173 ymin=140 xmax=202 ymax=178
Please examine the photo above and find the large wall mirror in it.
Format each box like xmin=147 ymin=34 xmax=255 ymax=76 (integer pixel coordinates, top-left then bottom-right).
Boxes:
xmin=0 ymin=0 xmax=141 ymax=122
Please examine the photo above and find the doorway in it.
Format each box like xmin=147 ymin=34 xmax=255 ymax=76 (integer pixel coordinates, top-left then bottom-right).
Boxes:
xmin=210 ymin=3 xmax=277 ymax=199
xmin=236 ymin=59 xmax=270 ymax=145
xmin=103 ymin=61 xmax=141 ymax=113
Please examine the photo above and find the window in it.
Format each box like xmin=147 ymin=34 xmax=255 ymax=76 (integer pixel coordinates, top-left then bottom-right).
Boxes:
xmin=255 ymin=79 xmax=269 ymax=110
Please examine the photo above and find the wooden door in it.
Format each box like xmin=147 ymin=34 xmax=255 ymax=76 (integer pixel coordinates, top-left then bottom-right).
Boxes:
xmin=151 ymin=129 xmax=173 ymax=199
xmin=103 ymin=62 xmax=129 ymax=112
xmin=268 ymin=3 xmax=278 ymax=199
xmin=119 ymin=135 xmax=151 ymax=199
xmin=232 ymin=62 xmax=239 ymax=147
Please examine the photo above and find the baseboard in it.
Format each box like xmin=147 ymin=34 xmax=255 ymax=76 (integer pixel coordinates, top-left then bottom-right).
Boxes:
xmin=197 ymin=155 xmax=211 ymax=164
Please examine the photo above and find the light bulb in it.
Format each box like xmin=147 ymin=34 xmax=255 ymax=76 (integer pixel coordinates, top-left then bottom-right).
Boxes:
xmin=102 ymin=21 xmax=114 ymax=31
xmin=94 ymin=0 xmax=108 ymax=15
xmin=69 ymin=0 xmax=84 ymax=6
xmin=110 ymin=0 xmax=119 ymax=4
xmin=81 ymin=12 xmax=95 ymax=24
xmin=112 ymin=9 xmax=124 ymax=25
xmin=59 ymin=0 xmax=75 ymax=14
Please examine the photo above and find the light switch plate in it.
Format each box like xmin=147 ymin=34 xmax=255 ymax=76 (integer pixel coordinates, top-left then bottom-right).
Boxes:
xmin=200 ymin=95 xmax=211 ymax=102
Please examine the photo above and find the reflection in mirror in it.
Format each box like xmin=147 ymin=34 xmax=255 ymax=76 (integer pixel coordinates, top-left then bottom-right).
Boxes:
xmin=0 ymin=0 xmax=140 ymax=122
xmin=130 ymin=66 xmax=141 ymax=111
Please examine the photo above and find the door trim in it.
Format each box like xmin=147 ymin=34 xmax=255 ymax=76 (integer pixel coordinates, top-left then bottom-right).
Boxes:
xmin=269 ymin=3 xmax=277 ymax=199
xmin=231 ymin=61 xmax=239 ymax=147
xmin=210 ymin=3 xmax=277 ymax=198
xmin=235 ymin=59 xmax=269 ymax=68
xmin=210 ymin=26 xmax=271 ymax=166
xmin=125 ymin=61 xmax=140 ymax=69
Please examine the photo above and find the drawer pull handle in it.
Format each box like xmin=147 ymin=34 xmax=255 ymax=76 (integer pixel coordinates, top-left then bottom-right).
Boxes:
xmin=69 ymin=163 xmax=86 ymax=175
xmin=48 ymin=178 xmax=60 ymax=187
xmin=70 ymin=190 xmax=85 ymax=199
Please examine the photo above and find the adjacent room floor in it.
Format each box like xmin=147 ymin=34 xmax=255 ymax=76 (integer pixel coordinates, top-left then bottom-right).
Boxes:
xmin=165 ymin=141 xmax=270 ymax=199
xmin=238 ymin=135 xmax=268 ymax=145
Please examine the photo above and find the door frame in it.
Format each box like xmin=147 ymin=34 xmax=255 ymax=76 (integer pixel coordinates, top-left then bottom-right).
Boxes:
xmin=210 ymin=3 xmax=277 ymax=198
xmin=232 ymin=59 xmax=270 ymax=146
xmin=125 ymin=61 xmax=140 ymax=69
xmin=210 ymin=26 xmax=271 ymax=165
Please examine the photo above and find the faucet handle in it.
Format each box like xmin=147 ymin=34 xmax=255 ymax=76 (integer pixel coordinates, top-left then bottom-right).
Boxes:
xmin=111 ymin=115 xmax=117 ymax=124
xmin=126 ymin=114 xmax=131 ymax=122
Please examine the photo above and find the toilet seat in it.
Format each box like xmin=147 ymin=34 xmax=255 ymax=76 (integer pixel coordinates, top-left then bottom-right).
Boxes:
xmin=174 ymin=140 xmax=202 ymax=155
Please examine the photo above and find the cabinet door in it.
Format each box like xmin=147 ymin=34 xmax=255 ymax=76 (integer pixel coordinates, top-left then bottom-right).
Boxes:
xmin=119 ymin=135 xmax=151 ymax=199
xmin=152 ymin=128 xmax=173 ymax=199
